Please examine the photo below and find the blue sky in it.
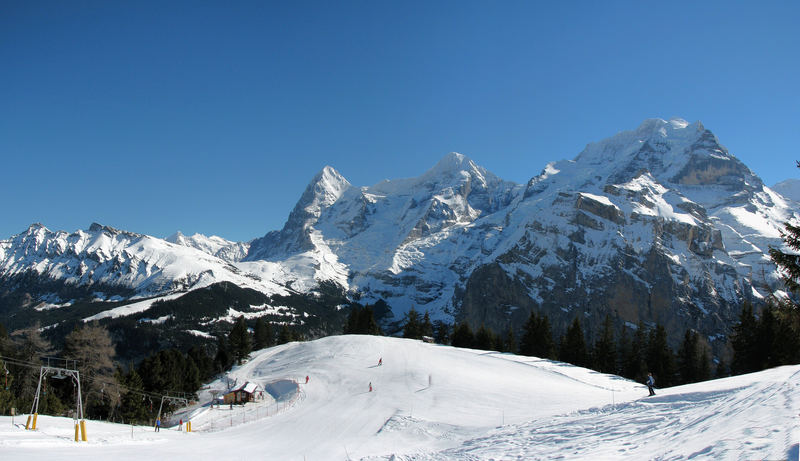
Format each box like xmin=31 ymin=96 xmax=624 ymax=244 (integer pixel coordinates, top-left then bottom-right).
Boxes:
xmin=2 ymin=1 xmax=798 ymax=242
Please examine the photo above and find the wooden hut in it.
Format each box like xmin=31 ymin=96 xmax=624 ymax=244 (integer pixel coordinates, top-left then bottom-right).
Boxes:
xmin=223 ymin=381 xmax=262 ymax=404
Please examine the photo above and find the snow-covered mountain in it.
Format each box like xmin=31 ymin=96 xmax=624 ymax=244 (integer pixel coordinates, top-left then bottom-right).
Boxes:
xmin=773 ymin=178 xmax=800 ymax=203
xmin=165 ymin=231 xmax=249 ymax=263
xmin=1 ymin=118 xmax=796 ymax=348
xmin=0 ymin=222 xmax=289 ymax=309
xmin=2 ymin=335 xmax=797 ymax=460
xmin=244 ymin=118 xmax=796 ymax=344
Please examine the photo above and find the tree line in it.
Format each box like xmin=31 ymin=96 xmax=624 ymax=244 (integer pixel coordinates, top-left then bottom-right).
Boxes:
xmin=0 ymin=315 xmax=305 ymax=425
xmin=347 ymin=300 xmax=799 ymax=389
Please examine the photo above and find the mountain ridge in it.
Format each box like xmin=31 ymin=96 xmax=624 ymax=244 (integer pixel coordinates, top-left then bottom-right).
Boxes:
xmin=1 ymin=118 xmax=796 ymax=352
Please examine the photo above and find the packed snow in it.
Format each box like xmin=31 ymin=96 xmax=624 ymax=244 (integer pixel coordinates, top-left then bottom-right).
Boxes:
xmin=1 ymin=335 xmax=797 ymax=460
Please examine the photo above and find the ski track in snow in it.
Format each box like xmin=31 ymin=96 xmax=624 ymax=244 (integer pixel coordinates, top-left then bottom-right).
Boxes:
xmin=1 ymin=336 xmax=798 ymax=461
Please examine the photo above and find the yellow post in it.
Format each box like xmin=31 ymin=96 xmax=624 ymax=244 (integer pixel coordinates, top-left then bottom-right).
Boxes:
xmin=80 ymin=419 xmax=87 ymax=441
xmin=25 ymin=415 xmax=32 ymax=430
xmin=32 ymin=413 xmax=38 ymax=430
xmin=187 ymin=421 xmax=191 ymax=432
xmin=74 ymin=423 xmax=80 ymax=442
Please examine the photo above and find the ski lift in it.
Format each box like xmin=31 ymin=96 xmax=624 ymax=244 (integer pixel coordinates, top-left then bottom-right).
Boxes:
xmin=52 ymin=369 xmax=67 ymax=379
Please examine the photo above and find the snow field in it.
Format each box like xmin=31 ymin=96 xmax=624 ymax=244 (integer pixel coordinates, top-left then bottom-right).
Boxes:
xmin=1 ymin=335 xmax=798 ymax=460
xmin=400 ymin=366 xmax=800 ymax=460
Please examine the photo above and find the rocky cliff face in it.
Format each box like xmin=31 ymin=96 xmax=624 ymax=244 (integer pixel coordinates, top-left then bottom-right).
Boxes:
xmin=455 ymin=119 xmax=789 ymax=346
xmin=242 ymin=118 xmax=794 ymax=348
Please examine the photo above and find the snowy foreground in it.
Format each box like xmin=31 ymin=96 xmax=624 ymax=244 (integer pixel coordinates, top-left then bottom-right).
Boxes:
xmin=1 ymin=335 xmax=798 ymax=460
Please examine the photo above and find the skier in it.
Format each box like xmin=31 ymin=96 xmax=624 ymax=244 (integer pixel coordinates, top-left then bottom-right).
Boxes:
xmin=646 ymin=372 xmax=656 ymax=396
xmin=369 ymin=382 xmax=372 ymax=392
xmin=179 ymin=418 xmax=183 ymax=431
xmin=378 ymin=358 xmax=382 ymax=366
xmin=155 ymin=418 xmax=161 ymax=432
xmin=305 ymin=375 xmax=309 ymax=384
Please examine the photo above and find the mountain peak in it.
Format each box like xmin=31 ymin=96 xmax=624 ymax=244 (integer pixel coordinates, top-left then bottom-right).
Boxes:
xmin=313 ymin=165 xmax=345 ymax=180
xmin=27 ymin=222 xmax=47 ymax=232
xmin=426 ymin=152 xmax=474 ymax=176
xmin=304 ymin=166 xmax=351 ymax=211
xmin=437 ymin=151 xmax=469 ymax=167
xmin=772 ymin=178 xmax=800 ymax=202
xmin=633 ymin=117 xmax=704 ymax=139
xmin=166 ymin=231 xmax=186 ymax=243
xmin=286 ymin=165 xmax=352 ymax=228
xmin=89 ymin=222 xmax=106 ymax=232
xmin=574 ymin=117 xmax=711 ymax=169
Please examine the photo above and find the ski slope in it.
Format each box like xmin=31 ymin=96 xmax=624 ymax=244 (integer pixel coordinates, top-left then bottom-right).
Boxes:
xmin=1 ymin=335 xmax=798 ymax=460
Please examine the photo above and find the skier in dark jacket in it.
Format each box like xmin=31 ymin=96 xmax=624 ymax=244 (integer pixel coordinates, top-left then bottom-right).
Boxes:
xmin=646 ymin=372 xmax=656 ymax=396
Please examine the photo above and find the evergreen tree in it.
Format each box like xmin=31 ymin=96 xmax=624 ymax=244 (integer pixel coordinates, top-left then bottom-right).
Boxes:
xmin=291 ymin=330 xmax=306 ymax=342
xmin=356 ymin=305 xmax=382 ymax=335
xmin=502 ymin=325 xmax=516 ymax=353
xmin=188 ymin=345 xmax=215 ymax=382
xmin=518 ymin=311 xmax=556 ymax=359
xmin=343 ymin=306 xmax=361 ymax=334
xmin=451 ymin=322 xmax=474 ymax=348
xmin=277 ymin=324 xmax=292 ymax=345
xmin=772 ymin=301 xmax=800 ymax=366
xmin=518 ymin=312 xmax=537 ymax=356
xmin=228 ymin=316 xmax=252 ymax=364
xmin=0 ymin=323 xmax=11 ymax=356
xmin=473 ymin=324 xmax=495 ymax=351
xmin=715 ymin=358 xmax=728 ymax=379
xmin=214 ymin=335 xmax=234 ymax=373
xmin=677 ymin=330 xmax=712 ymax=384
xmin=732 ymin=301 xmax=800 ymax=375
xmin=647 ymin=324 xmax=676 ymax=388
xmin=403 ymin=307 xmax=422 ymax=339
xmin=623 ymin=323 xmax=648 ymax=382
xmin=592 ymin=315 xmax=617 ymax=374
xmin=421 ymin=312 xmax=434 ymax=339
xmin=762 ymin=160 xmax=800 ymax=368
xmin=731 ymin=302 xmax=760 ymax=374
xmin=119 ymin=368 xmax=150 ymax=424
xmin=771 ymin=219 xmax=800 ymax=291
xmin=183 ymin=355 xmax=201 ymax=393
xmin=757 ymin=307 xmax=779 ymax=368
xmin=138 ymin=349 xmax=203 ymax=397
xmin=756 ymin=303 xmax=800 ymax=368
xmin=139 ymin=350 xmax=166 ymax=392
xmin=617 ymin=326 xmax=631 ymax=377
xmin=699 ymin=345 xmax=712 ymax=382
xmin=770 ymin=163 xmax=800 ymax=293
xmin=559 ymin=318 xmax=589 ymax=367
xmin=433 ymin=321 xmax=451 ymax=344
xmin=254 ymin=318 xmax=273 ymax=350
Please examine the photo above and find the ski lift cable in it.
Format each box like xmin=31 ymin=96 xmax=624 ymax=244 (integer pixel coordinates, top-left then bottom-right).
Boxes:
xmin=0 ymin=356 xmax=179 ymax=403
xmin=0 ymin=354 xmax=196 ymax=406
